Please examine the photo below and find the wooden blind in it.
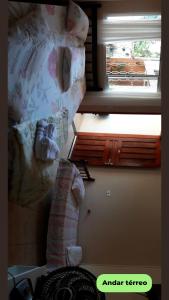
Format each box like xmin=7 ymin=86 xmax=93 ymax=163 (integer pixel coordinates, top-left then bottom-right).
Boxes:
xmin=71 ymin=133 xmax=161 ymax=168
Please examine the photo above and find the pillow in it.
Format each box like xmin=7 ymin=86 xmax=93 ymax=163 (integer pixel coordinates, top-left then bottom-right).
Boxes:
xmin=62 ymin=47 xmax=85 ymax=92
xmin=9 ymin=109 xmax=68 ymax=207
xmin=47 ymin=46 xmax=69 ymax=92
xmin=40 ymin=4 xmax=67 ymax=35
xmin=63 ymin=32 xmax=84 ymax=48
xmin=66 ymin=0 xmax=89 ymax=42
xmin=70 ymin=47 xmax=86 ymax=84
xmin=72 ymin=168 xmax=85 ymax=205
xmin=62 ymin=47 xmax=72 ymax=92
xmin=8 ymin=9 xmax=66 ymax=123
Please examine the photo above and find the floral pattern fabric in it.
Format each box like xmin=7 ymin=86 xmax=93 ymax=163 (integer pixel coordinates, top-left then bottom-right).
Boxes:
xmin=41 ymin=4 xmax=67 ymax=35
xmin=8 ymin=1 xmax=36 ymax=26
xmin=9 ymin=109 xmax=68 ymax=207
xmin=8 ymin=3 xmax=88 ymax=126
xmin=66 ymin=0 xmax=89 ymax=43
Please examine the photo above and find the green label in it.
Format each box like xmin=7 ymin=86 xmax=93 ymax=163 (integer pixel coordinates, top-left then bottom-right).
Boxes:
xmin=96 ymin=274 xmax=152 ymax=293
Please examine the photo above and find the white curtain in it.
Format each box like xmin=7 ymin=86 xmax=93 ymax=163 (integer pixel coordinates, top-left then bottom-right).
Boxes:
xmin=98 ymin=20 xmax=161 ymax=43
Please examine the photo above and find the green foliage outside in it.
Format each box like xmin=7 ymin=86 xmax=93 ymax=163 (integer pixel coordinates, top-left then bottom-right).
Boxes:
xmin=133 ymin=41 xmax=160 ymax=58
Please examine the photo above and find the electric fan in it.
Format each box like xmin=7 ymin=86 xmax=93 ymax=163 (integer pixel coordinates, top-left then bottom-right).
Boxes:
xmin=34 ymin=266 xmax=106 ymax=300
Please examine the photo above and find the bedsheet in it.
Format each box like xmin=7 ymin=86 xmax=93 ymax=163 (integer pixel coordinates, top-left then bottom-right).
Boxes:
xmin=9 ymin=109 xmax=68 ymax=207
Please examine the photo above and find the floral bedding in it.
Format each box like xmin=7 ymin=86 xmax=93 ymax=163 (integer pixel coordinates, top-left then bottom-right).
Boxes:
xmin=8 ymin=2 xmax=88 ymax=206
xmin=67 ymin=0 xmax=89 ymax=42
xmin=9 ymin=110 xmax=68 ymax=207
xmin=8 ymin=2 xmax=89 ymax=125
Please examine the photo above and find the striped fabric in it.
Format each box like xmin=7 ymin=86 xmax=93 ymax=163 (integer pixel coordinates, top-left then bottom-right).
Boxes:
xmin=46 ymin=159 xmax=85 ymax=268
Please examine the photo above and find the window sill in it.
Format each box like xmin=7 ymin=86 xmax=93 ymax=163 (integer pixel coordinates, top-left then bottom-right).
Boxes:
xmin=79 ymin=91 xmax=161 ymax=114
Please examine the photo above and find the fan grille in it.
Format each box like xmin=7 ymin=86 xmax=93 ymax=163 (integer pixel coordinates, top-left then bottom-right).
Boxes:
xmin=34 ymin=266 xmax=105 ymax=300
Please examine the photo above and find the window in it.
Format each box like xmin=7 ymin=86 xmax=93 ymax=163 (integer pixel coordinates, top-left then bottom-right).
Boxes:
xmin=106 ymin=40 xmax=161 ymax=93
xmin=98 ymin=14 xmax=161 ymax=94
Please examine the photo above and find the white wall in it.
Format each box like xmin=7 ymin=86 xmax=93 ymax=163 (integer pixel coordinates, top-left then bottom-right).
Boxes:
xmin=74 ymin=113 xmax=161 ymax=135
xmin=78 ymin=167 xmax=161 ymax=266
xmin=79 ymin=93 xmax=161 ymax=114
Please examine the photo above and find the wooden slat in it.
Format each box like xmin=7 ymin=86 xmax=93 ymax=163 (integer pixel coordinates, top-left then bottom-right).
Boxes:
xmin=86 ymin=74 xmax=93 ymax=80
xmin=77 ymin=140 xmax=106 ymax=146
xmin=78 ymin=135 xmax=108 ymax=141
xmin=73 ymin=152 xmax=103 ymax=158
xmin=85 ymin=36 xmax=92 ymax=43
xmin=74 ymin=145 xmax=105 ymax=151
xmin=122 ymin=142 xmax=157 ymax=148
xmin=85 ymin=44 xmax=92 ymax=51
xmin=121 ymin=147 xmax=156 ymax=154
xmin=72 ymin=151 xmax=103 ymax=157
xmin=86 ymin=53 xmax=92 ymax=60
xmin=119 ymin=137 xmax=158 ymax=142
xmin=120 ymin=153 xmax=156 ymax=159
xmin=77 ymin=132 xmax=160 ymax=139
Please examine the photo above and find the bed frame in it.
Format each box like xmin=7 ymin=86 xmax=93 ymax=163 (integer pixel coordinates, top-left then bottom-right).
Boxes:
xmin=77 ymin=1 xmax=102 ymax=91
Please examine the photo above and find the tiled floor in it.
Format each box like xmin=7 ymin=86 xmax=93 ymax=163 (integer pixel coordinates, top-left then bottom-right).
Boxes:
xmin=8 ymin=200 xmax=49 ymax=266
xmin=105 ymin=293 xmax=145 ymax=300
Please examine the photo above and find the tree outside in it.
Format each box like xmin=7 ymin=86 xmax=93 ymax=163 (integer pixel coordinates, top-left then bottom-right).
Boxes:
xmin=132 ymin=40 xmax=160 ymax=58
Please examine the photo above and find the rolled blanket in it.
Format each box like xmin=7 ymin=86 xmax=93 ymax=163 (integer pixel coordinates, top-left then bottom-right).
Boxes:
xmin=46 ymin=160 xmax=85 ymax=268
xmin=35 ymin=120 xmax=60 ymax=161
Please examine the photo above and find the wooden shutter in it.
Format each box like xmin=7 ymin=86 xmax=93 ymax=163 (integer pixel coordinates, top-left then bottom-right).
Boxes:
xmin=71 ymin=133 xmax=161 ymax=168
xmin=116 ymin=136 xmax=161 ymax=167
xmin=71 ymin=134 xmax=109 ymax=165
